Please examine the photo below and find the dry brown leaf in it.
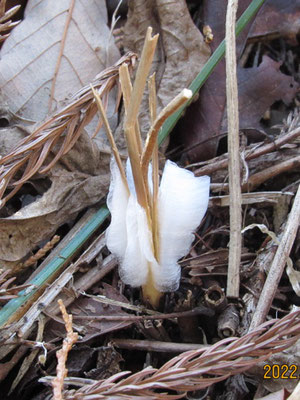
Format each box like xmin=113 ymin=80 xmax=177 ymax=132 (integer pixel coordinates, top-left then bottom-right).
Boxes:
xmin=122 ymin=0 xmax=210 ymax=135
xmin=171 ymin=1 xmax=298 ymax=163
xmin=0 ymin=0 xmax=120 ymax=121
xmin=45 ymin=284 xmax=134 ymax=343
xmin=0 ymin=131 xmax=110 ymax=270
xmin=250 ymin=0 xmax=300 ymax=44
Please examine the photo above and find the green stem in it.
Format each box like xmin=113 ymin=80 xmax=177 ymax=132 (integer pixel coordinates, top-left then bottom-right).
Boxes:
xmin=0 ymin=207 xmax=109 ymax=327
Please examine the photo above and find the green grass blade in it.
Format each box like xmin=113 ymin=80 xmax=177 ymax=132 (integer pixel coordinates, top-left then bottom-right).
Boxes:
xmin=0 ymin=206 xmax=109 ymax=327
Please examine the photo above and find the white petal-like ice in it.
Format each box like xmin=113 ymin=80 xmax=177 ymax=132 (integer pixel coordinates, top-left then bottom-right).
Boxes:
xmin=106 ymin=158 xmax=210 ymax=292
xmin=106 ymin=159 xmax=128 ymax=259
xmin=154 ymin=160 xmax=210 ymax=291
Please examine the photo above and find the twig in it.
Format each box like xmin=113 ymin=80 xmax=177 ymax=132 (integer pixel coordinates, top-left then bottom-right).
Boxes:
xmin=112 ymin=338 xmax=210 ymax=353
xmin=249 ymin=185 xmax=300 ymax=330
xmin=194 ymin=126 xmax=300 ymax=177
xmin=71 ymin=306 xmax=213 ymax=322
xmin=52 ymin=299 xmax=78 ymax=400
xmin=226 ymin=0 xmax=242 ymax=298
xmin=242 ymin=154 xmax=300 ymax=191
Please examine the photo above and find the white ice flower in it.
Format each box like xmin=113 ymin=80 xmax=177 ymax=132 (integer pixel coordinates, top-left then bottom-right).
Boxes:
xmin=106 ymin=158 xmax=210 ymax=293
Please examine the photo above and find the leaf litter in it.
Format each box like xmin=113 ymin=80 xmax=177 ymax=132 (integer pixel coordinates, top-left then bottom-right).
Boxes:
xmin=0 ymin=0 xmax=299 ymax=399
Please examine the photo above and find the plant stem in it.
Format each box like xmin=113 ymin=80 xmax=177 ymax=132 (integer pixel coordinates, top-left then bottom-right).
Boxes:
xmin=148 ymin=73 xmax=159 ymax=261
xmin=226 ymin=0 xmax=242 ymax=299
xmin=92 ymin=86 xmax=129 ymax=194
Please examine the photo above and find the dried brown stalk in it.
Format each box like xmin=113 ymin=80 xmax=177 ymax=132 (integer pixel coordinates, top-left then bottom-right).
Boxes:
xmin=0 ymin=52 xmax=137 ymax=207
xmin=226 ymin=0 xmax=242 ymax=299
xmin=91 ymin=86 xmax=129 ymax=193
xmin=194 ymin=126 xmax=300 ymax=177
xmin=52 ymin=299 xmax=78 ymax=400
xmin=148 ymin=73 xmax=160 ymax=260
xmin=0 ymin=0 xmax=20 ymax=42
xmin=243 ymin=154 xmax=300 ymax=192
xmin=249 ymin=184 xmax=300 ymax=330
xmin=43 ymin=310 xmax=300 ymax=399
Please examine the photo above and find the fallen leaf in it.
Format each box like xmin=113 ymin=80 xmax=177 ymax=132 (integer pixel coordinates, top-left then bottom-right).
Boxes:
xmin=250 ymin=0 xmax=300 ymax=44
xmin=0 ymin=132 xmax=110 ymax=270
xmin=249 ymin=340 xmax=300 ymax=393
xmin=221 ymin=56 xmax=298 ymax=134
xmin=122 ymin=0 xmax=210 ymax=135
xmin=45 ymin=284 xmax=133 ymax=343
xmin=255 ymin=389 xmax=290 ymax=400
xmin=171 ymin=0 xmax=256 ymax=162
xmin=0 ymin=0 xmax=123 ymax=270
xmin=171 ymin=0 xmax=298 ymax=163
xmin=0 ymin=0 xmax=120 ymax=121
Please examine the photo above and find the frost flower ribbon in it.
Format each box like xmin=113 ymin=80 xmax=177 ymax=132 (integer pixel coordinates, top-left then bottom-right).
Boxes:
xmin=106 ymin=158 xmax=210 ymax=303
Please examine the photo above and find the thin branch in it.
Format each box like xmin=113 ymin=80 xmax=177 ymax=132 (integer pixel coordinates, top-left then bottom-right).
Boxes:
xmin=194 ymin=126 xmax=300 ymax=177
xmin=249 ymin=184 xmax=300 ymax=330
xmin=52 ymin=299 xmax=78 ymax=400
xmin=226 ymin=0 xmax=242 ymax=298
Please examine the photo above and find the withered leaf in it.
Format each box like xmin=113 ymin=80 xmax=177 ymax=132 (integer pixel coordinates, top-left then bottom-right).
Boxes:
xmin=63 ymin=284 xmax=133 ymax=342
xmin=0 ymin=0 xmax=120 ymax=121
xmin=123 ymin=0 xmax=210 ymax=135
xmin=171 ymin=0 xmax=298 ymax=163
xmin=250 ymin=0 xmax=300 ymax=44
xmin=0 ymin=132 xmax=110 ymax=270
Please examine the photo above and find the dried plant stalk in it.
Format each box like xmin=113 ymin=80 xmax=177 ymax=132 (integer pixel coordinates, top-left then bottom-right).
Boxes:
xmin=226 ymin=0 xmax=242 ymax=299
xmin=52 ymin=299 xmax=78 ymax=400
xmin=91 ymin=86 xmax=129 ymax=194
xmin=0 ymin=52 xmax=137 ymax=207
xmin=46 ymin=310 xmax=300 ymax=399
xmin=148 ymin=73 xmax=159 ymax=260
